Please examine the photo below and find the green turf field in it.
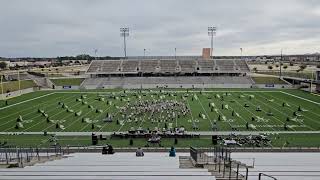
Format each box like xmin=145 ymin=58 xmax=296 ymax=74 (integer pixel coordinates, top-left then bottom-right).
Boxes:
xmin=0 ymin=89 xmax=319 ymax=133
xmin=0 ymin=80 xmax=36 ymax=94
xmin=1 ymin=133 xmax=320 ymax=148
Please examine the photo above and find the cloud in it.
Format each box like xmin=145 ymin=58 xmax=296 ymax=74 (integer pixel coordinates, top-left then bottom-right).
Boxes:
xmin=0 ymin=0 xmax=319 ymax=57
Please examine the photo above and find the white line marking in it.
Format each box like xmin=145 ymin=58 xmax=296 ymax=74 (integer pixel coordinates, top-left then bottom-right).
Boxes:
xmin=280 ymin=91 xmax=320 ymax=105
xmin=0 ymin=92 xmax=55 ymax=111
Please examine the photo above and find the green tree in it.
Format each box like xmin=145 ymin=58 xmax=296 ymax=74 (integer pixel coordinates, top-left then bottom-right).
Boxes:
xmin=299 ymin=64 xmax=307 ymax=71
xmin=0 ymin=61 xmax=7 ymax=69
xmin=252 ymin=67 xmax=258 ymax=72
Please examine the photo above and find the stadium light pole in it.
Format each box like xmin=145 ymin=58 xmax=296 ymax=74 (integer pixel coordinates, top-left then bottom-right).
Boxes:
xmin=280 ymin=49 xmax=283 ymax=78
xmin=310 ymin=70 xmax=313 ymax=92
xmin=120 ymin=27 xmax=129 ymax=59
xmin=208 ymin=26 xmax=217 ymax=58
xmin=17 ymin=59 xmax=21 ymax=95
xmin=94 ymin=49 xmax=98 ymax=60
xmin=18 ymin=70 xmax=21 ymax=95
xmin=0 ymin=73 xmax=4 ymax=99
xmin=144 ymin=48 xmax=146 ymax=58
xmin=175 ymin=48 xmax=177 ymax=59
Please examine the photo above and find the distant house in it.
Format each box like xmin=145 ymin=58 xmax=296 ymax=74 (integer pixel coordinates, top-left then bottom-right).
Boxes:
xmin=8 ymin=60 xmax=52 ymax=68
xmin=29 ymin=61 xmax=52 ymax=67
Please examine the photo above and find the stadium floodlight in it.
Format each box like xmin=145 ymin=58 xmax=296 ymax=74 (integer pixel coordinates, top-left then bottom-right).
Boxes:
xmin=120 ymin=27 xmax=129 ymax=58
xmin=280 ymin=49 xmax=283 ymax=78
xmin=144 ymin=48 xmax=146 ymax=58
xmin=208 ymin=26 xmax=217 ymax=57
xmin=94 ymin=49 xmax=98 ymax=60
xmin=0 ymin=73 xmax=4 ymax=98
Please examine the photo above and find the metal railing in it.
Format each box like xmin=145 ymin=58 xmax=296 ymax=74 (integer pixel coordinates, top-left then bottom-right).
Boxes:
xmin=258 ymin=173 xmax=277 ymax=180
xmin=0 ymin=145 xmax=67 ymax=167
xmin=190 ymin=146 xmax=248 ymax=180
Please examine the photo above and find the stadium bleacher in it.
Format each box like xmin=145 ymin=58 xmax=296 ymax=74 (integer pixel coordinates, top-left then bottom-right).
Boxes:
xmin=87 ymin=61 xmax=103 ymax=73
xmin=215 ymin=59 xmax=235 ymax=72
xmin=101 ymin=60 xmax=121 ymax=73
xmin=178 ymin=60 xmax=196 ymax=73
xmin=83 ymin=58 xmax=251 ymax=89
xmin=140 ymin=60 xmax=159 ymax=73
xmin=234 ymin=60 xmax=250 ymax=71
xmin=86 ymin=59 xmax=250 ymax=74
xmin=197 ymin=60 xmax=215 ymax=72
xmin=160 ymin=60 xmax=178 ymax=73
xmin=121 ymin=60 xmax=139 ymax=73
xmin=0 ymin=153 xmax=215 ymax=180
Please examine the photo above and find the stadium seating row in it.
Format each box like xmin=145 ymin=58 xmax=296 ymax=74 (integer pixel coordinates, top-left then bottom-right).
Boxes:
xmin=86 ymin=59 xmax=250 ymax=74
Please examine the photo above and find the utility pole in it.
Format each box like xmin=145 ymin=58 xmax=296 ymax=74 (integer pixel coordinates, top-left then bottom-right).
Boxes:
xmin=120 ymin=27 xmax=129 ymax=59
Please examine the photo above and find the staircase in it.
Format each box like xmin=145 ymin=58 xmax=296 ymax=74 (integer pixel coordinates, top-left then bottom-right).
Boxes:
xmin=27 ymin=73 xmax=49 ymax=88
xmin=179 ymin=156 xmax=197 ymax=168
xmin=185 ymin=147 xmax=250 ymax=180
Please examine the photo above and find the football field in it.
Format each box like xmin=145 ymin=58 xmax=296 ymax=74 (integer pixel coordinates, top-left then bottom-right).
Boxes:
xmin=1 ymin=89 xmax=319 ymax=133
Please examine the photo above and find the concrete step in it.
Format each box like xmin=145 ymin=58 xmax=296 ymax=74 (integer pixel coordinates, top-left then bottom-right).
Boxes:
xmin=179 ymin=156 xmax=196 ymax=168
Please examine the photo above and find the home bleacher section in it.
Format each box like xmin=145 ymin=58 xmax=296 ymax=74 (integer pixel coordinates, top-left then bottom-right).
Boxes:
xmin=83 ymin=59 xmax=252 ymax=89
xmin=87 ymin=59 xmax=250 ymax=75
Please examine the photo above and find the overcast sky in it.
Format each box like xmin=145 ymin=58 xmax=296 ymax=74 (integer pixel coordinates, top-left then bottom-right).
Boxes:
xmin=0 ymin=0 xmax=320 ymax=57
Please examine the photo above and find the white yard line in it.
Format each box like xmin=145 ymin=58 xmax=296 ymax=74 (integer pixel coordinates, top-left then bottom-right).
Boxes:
xmin=0 ymin=93 xmax=57 ymax=121
xmin=234 ymin=94 xmax=279 ymax=131
xmin=0 ymin=94 xmax=75 ymax=129
xmin=277 ymin=92 xmax=320 ymax=119
xmin=280 ymin=91 xmax=320 ymax=105
xmin=250 ymin=97 xmax=292 ymax=131
xmin=174 ymin=95 xmax=178 ymax=127
xmin=195 ymin=94 xmax=214 ymax=128
xmin=185 ymin=97 xmax=195 ymax=123
xmin=231 ymin=93 xmax=275 ymax=131
xmin=93 ymin=100 xmax=121 ymax=132
xmin=219 ymin=95 xmax=253 ymax=128
xmin=0 ymin=92 xmax=55 ymax=111
xmin=61 ymin=97 xmax=101 ymax=131
xmin=254 ymin=93 xmax=314 ymax=130
xmin=22 ymin=95 xmax=83 ymax=132
xmin=249 ymin=97 xmax=295 ymax=131
xmin=74 ymin=97 xmax=116 ymax=133
xmin=260 ymin=92 xmax=320 ymax=126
